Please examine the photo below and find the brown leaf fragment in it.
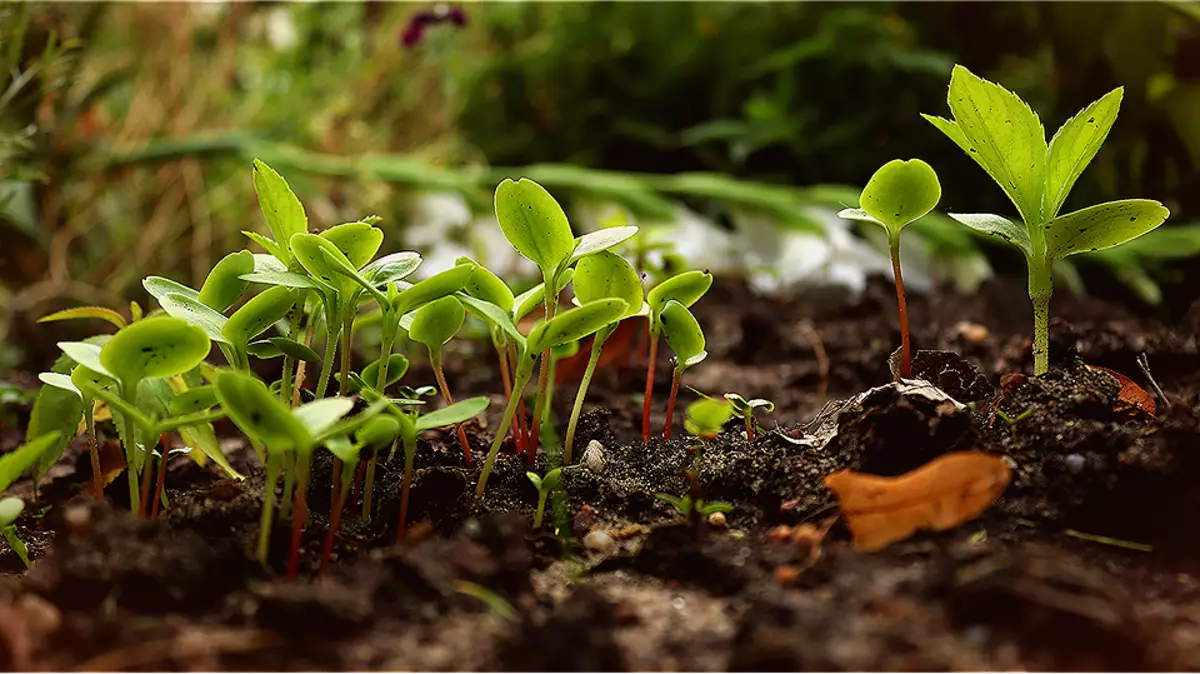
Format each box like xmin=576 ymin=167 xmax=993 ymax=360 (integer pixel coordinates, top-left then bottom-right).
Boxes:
xmin=824 ymin=450 xmax=1012 ymax=552
xmin=1086 ymin=365 xmax=1156 ymax=418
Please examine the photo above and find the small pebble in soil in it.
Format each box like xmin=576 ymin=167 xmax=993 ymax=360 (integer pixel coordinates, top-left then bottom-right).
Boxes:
xmin=954 ymin=320 xmax=990 ymax=344
xmin=707 ymin=512 xmax=727 ymax=528
xmin=62 ymin=503 xmax=91 ymax=533
xmin=583 ymin=530 xmax=615 ymax=555
xmin=582 ymin=440 xmax=607 ymax=475
xmin=1065 ymin=453 xmax=1086 ymax=474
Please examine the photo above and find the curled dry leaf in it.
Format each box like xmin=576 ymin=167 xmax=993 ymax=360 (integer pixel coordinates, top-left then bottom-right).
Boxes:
xmin=824 ymin=450 xmax=1012 ymax=552
xmin=1086 ymin=365 xmax=1156 ymax=418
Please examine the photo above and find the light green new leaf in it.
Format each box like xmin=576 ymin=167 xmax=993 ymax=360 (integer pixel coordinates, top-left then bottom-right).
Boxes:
xmin=37 ymin=372 xmax=81 ymax=398
xmin=1044 ymin=88 xmax=1123 ymax=219
xmin=170 ymin=385 xmax=217 ymax=415
xmin=683 ymin=398 xmax=734 ymax=439
xmin=415 ymin=396 xmax=490 ymax=431
xmin=856 ymin=159 xmax=941 ymax=232
xmin=294 ymin=397 xmax=355 ymax=437
xmin=0 ymin=433 xmax=61 ymax=493
xmin=37 ymin=306 xmax=126 ymax=330
xmin=494 ymin=178 xmax=576 ymax=274
xmin=647 ymin=270 xmax=713 ymax=319
xmin=252 ymin=159 xmax=307 ymax=265
xmin=223 ymin=286 xmax=296 ymax=347
xmin=198 ymin=250 xmax=255 ymax=311
xmin=321 ymin=221 xmax=384 ymax=270
xmin=391 ymin=264 xmax=474 ymax=316
xmin=456 ymin=294 xmax=524 ymax=346
xmin=268 ymin=337 xmax=321 ymax=363
xmin=1045 ymin=199 xmax=1170 ymax=260
xmin=573 ymin=250 xmax=644 ymax=317
xmin=177 ymin=421 xmax=244 ymax=480
xmin=568 ymin=225 xmax=640 ymax=264
xmin=143 ymin=276 xmax=201 ymax=304
xmin=512 ymin=269 xmax=574 ymax=321
xmin=527 ymin=299 xmax=628 ymax=354
xmin=239 ymin=271 xmax=321 ymax=290
xmin=409 ymin=296 xmax=465 ymax=349
xmin=0 ymin=497 xmax=23 ymax=527
xmin=947 ymin=212 xmax=1032 ymax=258
xmin=101 ymin=317 xmax=211 ymax=387
xmin=364 ymin=252 xmax=422 ymax=286
xmin=156 ymin=293 xmax=231 ymax=345
xmin=724 ymin=393 xmax=774 ymax=413
xmin=246 ymin=341 xmax=282 ymax=359
xmin=356 ymin=415 xmax=401 ymax=450
xmin=458 ymin=258 xmax=514 ymax=312
xmin=29 ymin=375 xmax=83 ymax=480
xmin=242 ymin=231 xmax=288 ymax=264
xmin=319 ymin=246 xmax=388 ymax=306
xmin=324 ymin=436 xmax=360 ymax=465
xmin=214 ymin=370 xmax=309 ymax=452
xmin=660 ymin=300 xmax=707 ymax=370
xmin=291 ymin=233 xmax=357 ymax=294
xmin=361 ymin=354 xmax=409 ymax=390
xmin=57 ymin=342 xmax=111 ymax=378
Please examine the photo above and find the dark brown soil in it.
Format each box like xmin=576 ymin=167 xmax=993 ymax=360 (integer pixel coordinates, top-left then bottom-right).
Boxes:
xmin=2 ymin=275 xmax=1199 ymax=671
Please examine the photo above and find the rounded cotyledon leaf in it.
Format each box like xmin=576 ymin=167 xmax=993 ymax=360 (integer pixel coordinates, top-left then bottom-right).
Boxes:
xmin=390 ymin=264 xmax=475 ymax=317
xmin=0 ymin=497 xmax=23 ymax=527
xmin=321 ymin=221 xmax=384 ymax=271
xmin=361 ymin=354 xmax=409 ymax=390
xmin=494 ymin=178 xmax=576 ymax=274
xmin=457 ymin=258 xmax=514 ymax=313
xmin=222 ymin=286 xmax=297 ymax=348
xmin=408 ymin=296 xmax=465 ymax=350
xmin=683 ymin=398 xmax=734 ymax=439
xmin=100 ymin=317 xmax=211 ymax=387
xmin=198 ymin=250 xmax=255 ymax=312
xmin=415 ymin=396 xmax=490 ymax=432
xmin=214 ymin=370 xmax=310 ymax=452
xmin=155 ymin=293 xmax=231 ymax=345
xmin=855 ymin=158 xmax=942 ymax=233
xmin=294 ymin=397 xmax=355 ymax=438
xmin=660 ymin=300 xmax=707 ymax=371
xmin=573 ymin=250 xmax=644 ymax=319
xmin=291 ymin=233 xmax=358 ymax=296
xmin=647 ymin=270 xmax=713 ymax=321
xmin=356 ymin=415 xmax=401 ymax=450
xmin=268 ymin=336 xmax=321 ymax=363
xmin=526 ymin=298 xmax=628 ymax=354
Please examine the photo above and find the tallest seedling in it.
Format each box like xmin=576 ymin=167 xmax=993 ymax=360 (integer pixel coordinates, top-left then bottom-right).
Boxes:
xmin=923 ymin=65 xmax=1169 ymax=375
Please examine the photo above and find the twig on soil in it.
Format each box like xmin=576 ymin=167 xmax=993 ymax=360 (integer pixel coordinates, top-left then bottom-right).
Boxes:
xmin=1136 ymin=353 xmax=1171 ymax=407
xmin=797 ymin=320 xmax=829 ymax=397
xmin=1064 ymin=528 xmax=1153 ymax=553
xmin=74 ymin=627 xmax=281 ymax=672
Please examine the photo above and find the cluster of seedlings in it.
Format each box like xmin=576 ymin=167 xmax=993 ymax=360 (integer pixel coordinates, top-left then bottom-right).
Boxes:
xmin=2 ymin=64 xmax=1169 ymax=571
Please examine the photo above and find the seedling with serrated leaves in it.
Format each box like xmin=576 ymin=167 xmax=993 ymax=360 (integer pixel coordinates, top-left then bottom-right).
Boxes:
xmin=642 ymin=270 xmax=713 ymax=441
xmin=923 ymin=65 xmax=1169 ymax=375
xmin=659 ymin=300 xmax=707 ymax=440
xmin=724 ymin=393 xmax=775 ymax=443
xmin=526 ymin=467 xmax=563 ymax=530
xmin=838 ymin=159 xmax=941 ymax=379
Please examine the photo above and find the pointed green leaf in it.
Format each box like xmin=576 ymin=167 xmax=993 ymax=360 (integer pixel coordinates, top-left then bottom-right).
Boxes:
xmin=408 ymin=296 xmax=465 ymax=350
xmin=101 ymin=317 xmax=211 ymax=387
xmin=252 ymin=159 xmax=307 ymax=265
xmin=239 ymin=270 xmax=323 ymax=290
xmin=415 ymin=396 xmax=490 ymax=431
xmin=252 ymin=254 xmax=287 ymax=273
xmin=494 ymin=178 xmax=576 ymax=274
xmin=568 ymin=225 xmax=640 ymax=264
xmin=364 ymin=252 xmax=422 ymax=286
xmin=647 ymin=269 xmax=713 ymax=319
xmin=1044 ymin=88 xmax=1123 ymax=219
xmin=362 ymin=354 xmax=409 ymax=390
xmin=391 ymin=264 xmax=474 ymax=317
xmin=856 ymin=159 xmax=941 ymax=232
xmin=723 ymin=393 xmax=773 ymax=413
xmin=660 ymin=300 xmax=707 ymax=370
xmin=573 ymin=250 xmax=644 ymax=318
xmin=214 ymin=370 xmax=310 ymax=452
xmin=37 ymin=372 xmax=81 ymax=398
xmin=0 ymin=433 xmax=61 ymax=493
xmin=177 ymin=421 xmax=244 ymax=480
xmin=527 ymin=299 xmax=629 ymax=354
xmin=458 ymin=258 xmax=514 ymax=312
xmin=836 ymin=208 xmax=886 ymax=229
xmin=456 ymin=294 xmax=524 ymax=346
xmin=28 ymin=377 xmax=82 ymax=480
xmin=198 ymin=250 xmax=255 ymax=311
xmin=319 ymin=246 xmax=388 ymax=307
xmin=1045 ymin=199 xmax=1170 ymax=260
xmin=246 ymin=340 xmax=283 ymax=359
xmin=223 ymin=286 xmax=296 ymax=347
xmin=294 ymin=397 xmax=355 ymax=437
xmin=526 ymin=472 xmax=543 ymax=491
xmin=321 ymin=221 xmax=383 ymax=270
xmin=268 ymin=337 xmax=321 ymax=363
xmin=948 ymin=212 xmax=1032 ymax=258
xmin=242 ymin=231 xmax=288 ymax=263
xmin=291 ymin=232 xmax=357 ymax=295
xmin=37 ymin=306 xmax=126 ymax=330
xmin=143 ymin=276 xmax=201 ymax=304
xmin=155 ymin=293 xmax=231 ymax=345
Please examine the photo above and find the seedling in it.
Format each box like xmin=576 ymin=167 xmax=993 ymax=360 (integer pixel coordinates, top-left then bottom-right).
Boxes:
xmin=837 ymin=159 xmax=941 ymax=379
xmin=642 ymin=270 xmax=713 ymax=441
xmin=723 ymin=393 xmax=775 ymax=443
xmin=684 ymin=397 xmax=735 ymax=442
xmin=923 ymin=65 xmax=1169 ymax=375
xmin=0 ymin=433 xmax=63 ymax=568
xmin=408 ymin=295 xmax=474 ymax=464
xmin=563 ymin=250 xmax=646 ymax=464
xmin=526 ymin=467 xmax=563 ymax=530
xmin=659 ymin=300 xmax=708 ymax=440
xmin=655 ymin=493 xmax=734 ymax=521
xmin=0 ymin=497 xmax=29 ymax=568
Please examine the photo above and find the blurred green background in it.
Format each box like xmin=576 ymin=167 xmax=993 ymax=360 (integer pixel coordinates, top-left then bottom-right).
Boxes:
xmin=2 ymin=1 xmax=1200 ymax=373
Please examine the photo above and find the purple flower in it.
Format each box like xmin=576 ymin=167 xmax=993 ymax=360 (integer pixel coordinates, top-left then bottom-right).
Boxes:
xmin=401 ymin=5 xmax=467 ymax=49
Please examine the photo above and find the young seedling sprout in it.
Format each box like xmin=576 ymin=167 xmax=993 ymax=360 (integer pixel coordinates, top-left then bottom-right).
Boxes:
xmin=526 ymin=467 xmax=563 ymax=530
xmin=0 ymin=498 xmax=29 ymax=568
xmin=723 ymin=393 xmax=775 ymax=443
xmin=408 ymin=295 xmax=474 ymax=464
xmin=0 ymin=433 xmax=63 ymax=568
xmin=659 ymin=300 xmax=707 ymax=440
xmin=319 ymin=415 xmax=400 ymax=573
xmin=642 ymin=270 xmax=713 ymax=441
xmin=656 ymin=396 xmax=735 ymax=541
xmin=923 ymin=65 xmax=1169 ymax=375
xmin=837 ymin=159 xmax=942 ymax=379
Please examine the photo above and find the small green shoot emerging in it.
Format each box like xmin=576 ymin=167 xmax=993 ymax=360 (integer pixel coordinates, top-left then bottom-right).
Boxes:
xmin=408 ymin=295 xmax=474 ymax=464
xmin=0 ymin=497 xmax=29 ymax=568
xmin=526 ymin=467 xmax=563 ymax=530
xmin=837 ymin=159 xmax=941 ymax=379
xmin=642 ymin=270 xmax=713 ymax=441
xmin=659 ymin=300 xmax=707 ymax=440
xmin=923 ymin=65 xmax=1169 ymax=375
xmin=723 ymin=393 xmax=775 ymax=443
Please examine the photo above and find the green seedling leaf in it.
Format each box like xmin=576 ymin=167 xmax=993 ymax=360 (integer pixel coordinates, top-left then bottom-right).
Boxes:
xmin=655 ymin=493 xmax=689 ymax=512
xmin=527 ymin=299 xmax=629 ymax=354
xmin=144 ymin=276 xmax=201 ymax=304
xmin=0 ymin=497 xmax=23 ymax=527
xmin=101 ymin=317 xmax=211 ymax=387
xmin=456 ymin=295 xmax=524 ymax=346
xmin=214 ymin=370 xmax=310 ymax=451
xmin=699 ymin=501 xmax=735 ymax=516
xmin=568 ymin=225 xmax=640 ymax=264
xmin=1044 ymin=88 xmax=1123 ymax=219
xmin=526 ymin=472 xmax=543 ymax=491
xmin=268 ymin=337 xmax=321 ymax=362
xmin=364 ymin=252 xmax=422 ymax=286
xmin=660 ymin=300 xmax=707 ymax=370
xmin=458 ymin=258 xmax=514 ymax=312
xmin=291 ymin=233 xmax=358 ymax=294
xmin=252 ymin=159 xmax=307 ymax=266
xmin=841 ymin=159 xmax=941 ymax=233
xmin=170 ymin=385 xmax=217 ymax=415
xmin=223 ymin=286 xmax=296 ymax=347
xmin=573 ymin=250 xmax=645 ymax=318
xmin=1045 ymin=199 xmax=1170 ymax=260
xmin=37 ymin=306 xmax=126 ymax=330
xmin=29 ymin=374 xmax=84 ymax=479
xmin=415 ymin=396 xmax=490 ymax=431
xmin=408 ymin=296 xmax=465 ymax=349
xmin=552 ymin=340 xmax=580 ymax=359
xmin=494 ymin=178 xmax=576 ymax=274
xmin=356 ymin=416 xmax=401 ymax=450
xmin=539 ymin=466 xmax=563 ymax=492
xmin=512 ymin=269 xmax=575 ymax=321
xmin=947 ymin=213 xmax=1032 ymax=258
xmin=37 ymin=372 xmax=81 ymax=398
xmin=294 ymin=397 xmax=355 ymax=438
xmin=684 ymin=398 xmax=734 ymax=439
xmin=647 ymin=270 xmax=713 ymax=320
xmin=156 ymin=293 xmax=231 ymax=345
xmin=252 ymin=254 xmax=287 ymax=273
xmin=325 ymin=436 xmax=360 ymax=464
xmin=724 ymin=393 xmax=774 ymax=413
xmin=198 ymin=250 xmax=255 ymax=311
xmin=239 ymin=270 xmax=322 ymax=290
xmin=57 ymin=342 xmax=111 ymax=378
xmin=391 ymin=264 xmax=475 ymax=316
xmin=246 ymin=341 xmax=283 ymax=359
xmin=321 ymin=221 xmax=384 ymax=270
xmin=0 ymin=433 xmax=60 ymax=493
xmin=361 ymin=354 xmax=409 ymax=390
xmin=242 ymin=231 xmax=288 ymax=264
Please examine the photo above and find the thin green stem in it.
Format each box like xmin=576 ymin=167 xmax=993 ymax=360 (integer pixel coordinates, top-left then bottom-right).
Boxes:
xmin=564 ymin=328 xmax=610 ymax=465
xmin=279 ymin=295 xmax=307 ymax=402
xmin=1029 ymin=260 xmax=1054 ymax=376
xmin=532 ymin=489 xmax=549 ymax=529
xmin=314 ymin=312 xmax=341 ymax=400
xmin=84 ymin=403 xmax=102 ymax=498
xmin=361 ymin=312 xmax=399 ymax=522
xmin=257 ymin=450 xmax=281 ymax=566
xmin=476 ymin=358 xmax=535 ymax=498
xmin=526 ymin=281 xmax=559 ymax=463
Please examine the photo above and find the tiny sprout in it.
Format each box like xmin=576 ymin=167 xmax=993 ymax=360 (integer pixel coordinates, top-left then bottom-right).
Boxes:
xmin=526 ymin=467 xmax=563 ymax=530
xmin=838 ymin=158 xmax=941 ymax=379
xmin=0 ymin=497 xmax=29 ymax=568
xmin=723 ymin=393 xmax=775 ymax=443
xmin=642 ymin=270 xmax=713 ymax=442
xmin=408 ymin=295 xmax=473 ymax=464
xmin=683 ymin=397 xmax=734 ymax=441
xmin=659 ymin=300 xmax=707 ymax=439
xmin=655 ymin=493 xmax=734 ymax=520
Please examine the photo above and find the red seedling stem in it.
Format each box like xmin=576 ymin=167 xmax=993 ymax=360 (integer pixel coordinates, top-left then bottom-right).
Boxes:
xmin=890 ymin=236 xmax=912 ymax=380
xmin=349 ymin=459 xmax=367 ymax=519
xmin=432 ymin=358 xmax=473 ymax=465
xmin=641 ymin=327 xmax=660 ymax=442
xmin=497 ymin=346 xmax=521 ymax=452
xmin=137 ymin=445 xmax=155 ymax=519
xmin=150 ymin=441 xmax=170 ymax=520
xmin=287 ymin=473 xmax=310 ymax=579
xmin=745 ymin=415 xmax=756 ymax=444
xmin=663 ymin=369 xmax=682 ymax=440
xmin=396 ymin=454 xmax=414 ymax=543
xmin=319 ymin=484 xmax=348 ymax=574
xmin=526 ymin=348 xmax=552 ymax=465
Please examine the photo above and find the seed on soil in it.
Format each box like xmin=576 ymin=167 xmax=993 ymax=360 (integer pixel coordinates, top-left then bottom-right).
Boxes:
xmin=583 ymin=530 xmax=616 ymax=555
xmin=1065 ymin=453 xmax=1086 ymax=474
xmin=707 ymin=512 xmax=727 ymax=528
xmin=582 ymin=439 xmax=607 ymax=475
xmin=62 ymin=504 xmax=92 ymax=533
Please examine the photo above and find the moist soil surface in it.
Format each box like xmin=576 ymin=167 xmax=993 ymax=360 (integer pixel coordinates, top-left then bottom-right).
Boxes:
xmin=2 ymin=275 xmax=1199 ymax=671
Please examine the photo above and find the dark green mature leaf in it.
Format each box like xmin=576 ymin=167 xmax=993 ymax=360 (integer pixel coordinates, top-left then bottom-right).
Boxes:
xmin=1045 ymin=199 xmax=1170 ymax=260
xmin=660 ymin=300 xmax=707 ymax=370
xmin=409 ymin=296 xmax=465 ymax=349
xmin=494 ymin=178 xmax=576 ymax=274
xmin=415 ymin=396 xmax=490 ymax=431
xmin=1044 ymin=88 xmax=1123 ymax=220
xmin=100 ymin=317 xmax=210 ymax=386
xmin=947 ymin=212 xmax=1032 ymax=258
xmin=647 ymin=270 xmax=713 ymax=319
xmin=855 ymin=159 xmax=941 ymax=232
xmin=199 ymin=250 xmax=255 ymax=312
xmin=573 ymin=250 xmax=645 ymax=317
xmin=156 ymin=293 xmax=231 ymax=345
xmin=252 ymin=159 xmax=307 ymax=266
xmin=223 ymin=286 xmax=296 ymax=347
xmin=0 ymin=433 xmax=61 ymax=493
xmin=527 ymin=299 xmax=628 ymax=354
xmin=214 ymin=370 xmax=309 ymax=452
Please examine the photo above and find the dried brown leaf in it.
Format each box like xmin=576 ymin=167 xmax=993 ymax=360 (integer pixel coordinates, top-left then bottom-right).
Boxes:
xmin=1087 ymin=365 xmax=1156 ymax=418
